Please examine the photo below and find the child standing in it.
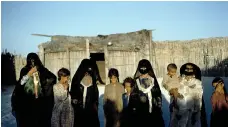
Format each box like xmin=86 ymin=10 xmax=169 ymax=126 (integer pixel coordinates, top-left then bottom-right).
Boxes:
xmin=51 ymin=68 xmax=74 ymax=127
xmin=122 ymin=77 xmax=135 ymax=108
xmin=104 ymin=68 xmax=125 ymax=127
xmin=210 ymin=77 xmax=228 ymax=127
xmin=120 ymin=77 xmax=135 ymax=127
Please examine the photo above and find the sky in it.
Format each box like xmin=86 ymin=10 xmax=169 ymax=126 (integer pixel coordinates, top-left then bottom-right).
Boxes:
xmin=1 ymin=1 xmax=228 ymax=56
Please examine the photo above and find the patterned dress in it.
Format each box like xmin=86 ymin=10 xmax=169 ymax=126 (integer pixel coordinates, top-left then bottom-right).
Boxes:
xmin=51 ymin=83 xmax=74 ymax=127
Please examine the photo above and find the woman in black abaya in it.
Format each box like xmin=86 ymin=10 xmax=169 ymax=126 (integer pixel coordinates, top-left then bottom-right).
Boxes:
xmin=127 ymin=59 xmax=164 ymax=127
xmin=11 ymin=52 xmax=57 ymax=127
xmin=70 ymin=59 xmax=104 ymax=127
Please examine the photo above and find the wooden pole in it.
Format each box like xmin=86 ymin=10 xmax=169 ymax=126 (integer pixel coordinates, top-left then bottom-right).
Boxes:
xmin=133 ymin=51 xmax=136 ymax=75
xmin=38 ymin=45 xmax=45 ymax=66
xmin=149 ymin=30 xmax=152 ymax=63
xmin=86 ymin=39 xmax=90 ymax=59
xmin=221 ymin=49 xmax=225 ymax=77
xmin=104 ymin=45 xmax=109 ymax=85
xmin=66 ymin=48 xmax=70 ymax=70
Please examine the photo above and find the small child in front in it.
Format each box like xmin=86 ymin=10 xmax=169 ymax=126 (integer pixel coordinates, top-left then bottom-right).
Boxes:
xmin=162 ymin=63 xmax=182 ymax=110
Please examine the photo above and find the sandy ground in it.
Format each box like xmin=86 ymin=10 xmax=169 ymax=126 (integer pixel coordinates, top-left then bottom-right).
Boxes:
xmin=2 ymin=77 xmax=228 ymax=127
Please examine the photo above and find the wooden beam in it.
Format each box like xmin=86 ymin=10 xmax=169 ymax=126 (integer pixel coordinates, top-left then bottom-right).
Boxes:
xmin=104 ymin=45 xmax=109 ymax=85
xmin=86 ymin=39 xmax=90 ymax=59
xmin=38 ymin=45 xmax=45 ymax=65
xmin=66 ymin=48 xmax=70 ymax=70
xmin=31 ymin=34 xmax=52 ymax=37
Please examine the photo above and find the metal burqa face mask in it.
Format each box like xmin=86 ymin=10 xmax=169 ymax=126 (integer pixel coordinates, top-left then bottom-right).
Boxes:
xmin=184 ymin=66 xmax=194 ymax=76
xmin=139 ymin=66 xmax=149 ymax=75
xmin=184 ymin=71 xmax=194 ymax=76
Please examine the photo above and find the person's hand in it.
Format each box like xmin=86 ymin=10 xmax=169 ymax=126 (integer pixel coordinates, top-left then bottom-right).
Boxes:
xmin=173 ymin=90 xmax=179 ymax=98
xmin=215 ymin=83 xmax=224 ymax=93
xmin=189 ymin=84 xmax=196 ymax=89
xmin=169 ymin=88 xmax=176 ymax=95
xmin=178 ymin=76 xmax=181 ymax=79
xmin=178 ymin=93 xmax=184 ymax=99
xmin=72 ymin=99 xmax=78 ymax=105
xmin=163 ymin=84 xmax=168 ymax=90
xmin=27 ymin=67 xmax=37 ymax=76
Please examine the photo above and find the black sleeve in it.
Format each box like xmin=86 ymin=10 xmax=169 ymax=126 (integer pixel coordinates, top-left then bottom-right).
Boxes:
xmin=151 ymin=83 xmax=164 ymax=127
xmin=70 ymin=76 xmax=77 ymax=99
xmin=201 ymin=97 xmax=208 ymax=127
xmin=11 ymin=67 xmax=28 ymax=111
xmin=128 ymin=89 xmax=140 ymax=113
xmin=94 ymin=85 xmax=99 ymax=107
xmin=152 ymin=86 xmax=162 ymax=110
xmin=42 ymin=69 xmax=56 ymax=97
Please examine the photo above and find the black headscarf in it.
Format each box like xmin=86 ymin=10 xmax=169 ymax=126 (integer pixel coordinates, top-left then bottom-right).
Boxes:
xmin=71 ymin=58 xmax=104 ymax=86
xmin=71 ymin=59 xmax=96 ymax=86
xmin=134 ymin=59 xmax=160 ymax=89
xmin=70 ymin=59 xmax=104 ymax=98
xmin=180 ymin=63 xmax=201 ymax=80
xmin=26 ymin=53 xmax=44 ymax=71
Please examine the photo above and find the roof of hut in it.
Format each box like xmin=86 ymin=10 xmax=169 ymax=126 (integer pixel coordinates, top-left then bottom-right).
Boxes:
xmin=36 ymin=29 xmax=152 ymax=53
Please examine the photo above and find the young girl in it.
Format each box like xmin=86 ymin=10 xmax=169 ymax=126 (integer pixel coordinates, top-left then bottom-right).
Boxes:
xmin=210 ymin=77 xmax=228 ymax=127
xmin=51 ymin=68 xmax=74 ymax=127
xmin=104 ymin=68 xmax=125 ymax=127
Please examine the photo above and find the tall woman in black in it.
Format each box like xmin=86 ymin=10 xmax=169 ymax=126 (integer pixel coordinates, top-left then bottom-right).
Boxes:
xmin=11 ymin=52 xmax=57 ymax=127
xmin=70 ymin=59 xmax=104 ymax=127
xmin=128 ymin=59 xmax=164 ymax=127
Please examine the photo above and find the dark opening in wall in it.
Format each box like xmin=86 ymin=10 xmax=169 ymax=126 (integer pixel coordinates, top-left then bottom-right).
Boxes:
xmin=90 ymin=53 xmax=106 ymax=84
xmin=90 ymin=53 xmax=105 ymax=61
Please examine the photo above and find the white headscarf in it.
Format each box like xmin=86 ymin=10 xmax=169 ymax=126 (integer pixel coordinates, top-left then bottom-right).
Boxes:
xmin=136 ymin=76 xmax=154 ymax=113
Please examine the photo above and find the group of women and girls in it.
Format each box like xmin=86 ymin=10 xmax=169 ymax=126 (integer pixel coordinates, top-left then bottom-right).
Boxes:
xmin=11 ymin=52 xmax=228 ymax=127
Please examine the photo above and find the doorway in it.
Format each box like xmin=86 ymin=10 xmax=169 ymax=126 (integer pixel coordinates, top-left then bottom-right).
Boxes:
xmin=90 ymin=53 xmax=105 ymax=84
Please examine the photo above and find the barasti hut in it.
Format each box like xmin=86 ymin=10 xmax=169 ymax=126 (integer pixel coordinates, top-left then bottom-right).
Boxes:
xmin=35 ymin=29 xmax=156 ymax=84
